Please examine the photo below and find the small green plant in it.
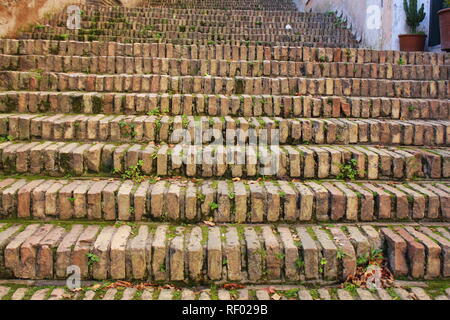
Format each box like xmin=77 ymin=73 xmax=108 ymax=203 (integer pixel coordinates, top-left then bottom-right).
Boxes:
xmin=357 ymin=255 xmax=369 ymax=266
xmin=86 ymin=253 xmax=99 ymax=266
xmin=343 ymin=282 xmax=358 ymax=296
xmin=281 ymin=288 xmax=299 ymax=299
xmin=337 ymin=158 xmax=358 ymax=180
xmin=55 ymin=34 xmax=69 ymax=41
xmin=64 ymin=173 xmax=73 ymax=179
xmin=120 ymin=160 xmax=145 ymax=183
xmin=182 ymin=115 xmax=189 ymax=128
xmin=0 ymin=135 xmax=13 ymax=142
xmin=197 ymin=193 xmax=206 ymax=202
xmin=344 ymin=48 xmax=352 ymax=58
xmin=319 ymin=258 xmax=328 ymax=273
xmin=209 ymin=202 xmax=219 ymax=211
xmin=397 ymin=57 xmax=406 ymax=65
xmin=403 ymin=0 xmax=426 ymax=33
xmin=336 ymin=248 xmax=347 ymax=260
xmin=295 ymin=258 xmax=304 ymax=269
xmin=275 ymin=253 xmax=285 ymax=260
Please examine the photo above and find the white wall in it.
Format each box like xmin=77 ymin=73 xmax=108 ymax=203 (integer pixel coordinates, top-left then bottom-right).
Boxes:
xmin=295 ymin=0 xmax=433 ymax=50
xmin=389 ymin=0 xmax=431 ymax=50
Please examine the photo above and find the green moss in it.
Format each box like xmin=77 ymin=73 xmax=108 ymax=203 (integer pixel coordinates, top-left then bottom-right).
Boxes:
xmin=59 ymin=153 xmax=73 ymax=174
xmin=1 ymin=96 xmax=17 ymax=113
xmin=386 ymin=287 xmax=401 ymax=300
xmin=423 ymin=280 xmax=450 ymax=298
xmin=309 ymin=289 xmax=320 ymax=300
xmin=92 ymin=96 xmax=103 ymax=114
xmin=210 ymin=284 xmax=219 ymax=300
xmin=38 ymin=100 xmax=50 ymax=112
xmin=235 ymin=78 xmax=244 ymax=95
xmin=70 ymin=96 xmax=84 ymax=113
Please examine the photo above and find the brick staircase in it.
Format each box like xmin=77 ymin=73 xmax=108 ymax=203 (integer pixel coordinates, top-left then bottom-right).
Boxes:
xmin=0 ymin=0 xmax=449 ymax=299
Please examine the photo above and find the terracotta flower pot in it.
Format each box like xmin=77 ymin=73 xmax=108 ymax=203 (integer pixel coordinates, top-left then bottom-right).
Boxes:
xmin=399 ymin=33 xmax=427 ymax=52
xmin=439 ymin=8 xmax=450 ymax=52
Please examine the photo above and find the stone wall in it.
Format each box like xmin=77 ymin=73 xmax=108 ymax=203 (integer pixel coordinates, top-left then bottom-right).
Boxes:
xmin=0 ymin=0 xmax=86 ymax=38
xmin=0 ymin=0 xmax=144 ymax=38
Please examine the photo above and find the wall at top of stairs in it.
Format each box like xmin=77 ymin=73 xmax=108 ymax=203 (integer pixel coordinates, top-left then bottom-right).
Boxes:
xmin=0 ymin=0 xmax=142 ymax=38
xmin=295 ymin=0 xmax=432 ymax=51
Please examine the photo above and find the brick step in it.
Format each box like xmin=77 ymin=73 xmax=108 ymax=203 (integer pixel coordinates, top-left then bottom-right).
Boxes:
xmin=1 ymin=71 xmax=448 ymax=99
xmin=19 ymin=32 xmax=358 ymax=48
xmin=52 ymin=20 xmax=350 ymax=32
xmin=43 ymin=18 xmax=353 ymax=35
xmin=56 ymin=6 xmax=334 ymax=19
xmin=23 ymin=24 xmax=356 ymax=41
xmin=0 ymin=141 xmax=448 ymax=179
xmin=2 ymin=114 xmax=448 ymax=147
xmin=2 ymin=92 xmax=448 ymax=120
xmin=4 ymin=55 xmax=449 ymax=81
xmin=0 ymin=222 xmax=449 ymax=281
xmin=0 ymin=177 xmax=449 ymax=221
xmin=36 ymin=21 xmax=352 ymax=41
xmin=2 ymin=40 xmax=447 ymax=65
xmin=144 ymin=0 xmax=297 ymax=10
xmin=0 ymin=282 xmax=447 ymax=300
xmin=94 ymin=0 xmax=121 ymax=6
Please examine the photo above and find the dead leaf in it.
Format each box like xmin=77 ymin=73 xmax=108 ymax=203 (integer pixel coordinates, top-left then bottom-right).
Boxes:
xmin=271 ymin=293 xmax=281 ymax=300
xmin=223 ymin=283 xmax=246 ymax=290
xmin=203 ymin=221 xmax=216 ymax=227
xmin=163 ymin=284 xmax=175 ymax=289
xmin=89 ymin=284 xmax=102 ymax=291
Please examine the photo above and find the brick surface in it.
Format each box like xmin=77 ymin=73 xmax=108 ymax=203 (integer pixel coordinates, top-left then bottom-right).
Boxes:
xmin=0 ymin=0 xmax=449 ymax=290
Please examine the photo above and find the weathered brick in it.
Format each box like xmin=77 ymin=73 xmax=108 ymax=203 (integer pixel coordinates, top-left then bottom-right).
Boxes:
xmin=381 ymin=228 xmax=408 ymax=276
xmin=296 ymin=227 xmax=319 ymax=280
xmin=91 ymin=226 xmax=115 ymax=280
xmin=244 ymin=227 xmax=262 ymax=281
xmin=207 ymin=227 xmax=222 ymax=280
xmin=110 ymin=225 xmax=132 ymax=279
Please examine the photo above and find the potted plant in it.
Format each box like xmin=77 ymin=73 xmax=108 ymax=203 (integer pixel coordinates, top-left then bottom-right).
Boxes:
xmin=439 ymin=0 xmax=450 ymax=51
xmin=399 ymin=0 xmax=427 ymax=51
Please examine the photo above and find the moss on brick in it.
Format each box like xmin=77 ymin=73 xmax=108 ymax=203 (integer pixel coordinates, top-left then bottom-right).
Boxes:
xmin=235 ymin=78 xmax=244 ymax=94
xmin=70 ymin=96 xmax=84 ymax=113
xmin=59 ymin=153 xmax=73 ymax=174
xmin=92 ymin=96 xmax=103 ymax=114
xmin=37 ymin=100 xmax=50 ymax=112
xmin=1 ymin=96 xmax=17 ymax=113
